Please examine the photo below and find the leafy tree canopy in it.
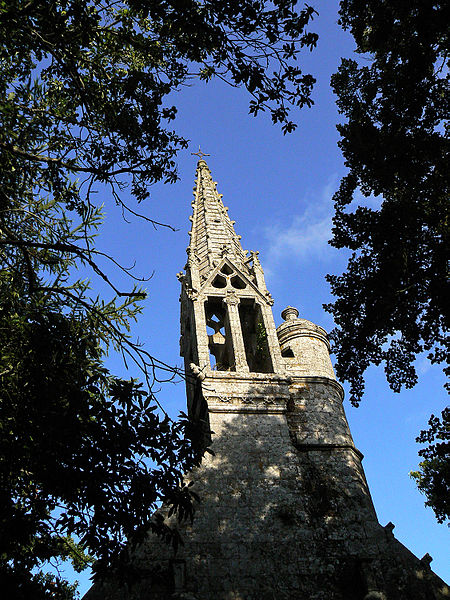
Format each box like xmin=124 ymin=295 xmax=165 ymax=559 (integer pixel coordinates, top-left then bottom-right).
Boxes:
xmin=326 ymin=1 xmax=449 ymax=404
xmin=1 ymin=0 xmax=317 ymax=213
xmin=326 ymin=0 xmax=449 ymax=524
xmin=0 ymin=195 xmax=204 ymax=598
xmin=411 ymin=408 xmax=449 ymax=525
xmin=0 ymin=0 xmax=319 ymax=597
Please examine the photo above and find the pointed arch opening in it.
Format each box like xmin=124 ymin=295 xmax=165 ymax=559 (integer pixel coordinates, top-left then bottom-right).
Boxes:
xmin=238 ymin=299 xmax=273 ymax=373
xmin=205 ymin=297 xmax=235 ymax=371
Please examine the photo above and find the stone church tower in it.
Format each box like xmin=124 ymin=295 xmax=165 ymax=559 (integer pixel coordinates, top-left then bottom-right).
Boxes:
xmin=86 ymin=158 xmax=448 ymax=600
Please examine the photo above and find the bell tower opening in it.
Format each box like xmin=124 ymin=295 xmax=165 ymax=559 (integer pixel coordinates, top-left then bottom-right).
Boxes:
xmin=205 ymin=297 xmax=235 ymax=371
xmin=238 ymin=299 xmax=273 ymax=373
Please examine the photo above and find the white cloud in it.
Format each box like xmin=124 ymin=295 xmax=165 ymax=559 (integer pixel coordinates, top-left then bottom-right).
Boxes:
xmin=415 ymin=355 xmax=432 ymax=377
xmin=262 ymin=180 xmax=337 ymax=276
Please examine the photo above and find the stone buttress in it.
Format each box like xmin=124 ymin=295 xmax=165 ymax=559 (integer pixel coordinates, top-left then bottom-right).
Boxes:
xmin=85 ymin=159 xmax=448 ymax=600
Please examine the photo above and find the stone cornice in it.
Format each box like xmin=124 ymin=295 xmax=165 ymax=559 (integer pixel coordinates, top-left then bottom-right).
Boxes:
xmin=287 ymin=375 xmax=345 ymax=400
xmin=276 ymin=318 xmax=330 ymax=350
xmin=207 ymin=403 xmax=287 ymax=414
xmin=202 ymin=372 xmax=344 ymax=401
xmin=294 ymin=442 xmax=364 ymax=461
xmin=204 ymin=371 xmax=290 ymax=384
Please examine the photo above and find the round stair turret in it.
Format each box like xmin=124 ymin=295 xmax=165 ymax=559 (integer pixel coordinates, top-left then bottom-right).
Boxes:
xmin=276 ymin=306 xmax=336 ymax=380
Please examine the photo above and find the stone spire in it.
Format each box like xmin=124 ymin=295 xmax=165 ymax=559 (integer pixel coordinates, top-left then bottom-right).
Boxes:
xmin=188 ymin=159 xmax=247 ymax=281
xmin=179 ymin=157 xmax=283 ymax=378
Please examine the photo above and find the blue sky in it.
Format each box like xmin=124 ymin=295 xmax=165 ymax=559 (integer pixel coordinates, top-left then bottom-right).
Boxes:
xmin=75 ymin=1 xmax=448 ymax=593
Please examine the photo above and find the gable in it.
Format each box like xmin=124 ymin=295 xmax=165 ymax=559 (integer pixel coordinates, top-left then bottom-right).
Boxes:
xmin=198 ymin=257 xmax=268 ymax=303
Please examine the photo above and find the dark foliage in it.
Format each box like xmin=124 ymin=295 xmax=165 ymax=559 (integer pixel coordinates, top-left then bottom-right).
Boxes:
xmin=0 ymin=0 xmax=319 ymax=596
xmin=411 ymin=408 xmax=449 ymax=525
xmin=325 ymin=0 xmax=449 ymax=524
xmin=0 ymin=216 xmax=204 ymax=595
xmin=326 ymin=1 xmax=449 ymax=404
xmin=0 ymin=0 xmax=318 ymax=213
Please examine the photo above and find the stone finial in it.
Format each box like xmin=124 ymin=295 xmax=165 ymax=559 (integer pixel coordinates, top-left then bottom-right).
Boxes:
xmin=281 ymin=306 xmax=299 ymax=321
xmin=248 ymin=250 xmax=260 ymax=265
xmin=420 ymin=553 xmax=433 ymax=569
xmin=384 ymin=522 xmax=395 ymax=539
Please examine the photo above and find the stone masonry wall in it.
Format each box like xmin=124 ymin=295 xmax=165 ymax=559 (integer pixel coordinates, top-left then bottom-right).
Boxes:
xmin=85 ymin=380 xmax=449 ymax=600
xmin=286 ymin=380 xmax=355 ymax=447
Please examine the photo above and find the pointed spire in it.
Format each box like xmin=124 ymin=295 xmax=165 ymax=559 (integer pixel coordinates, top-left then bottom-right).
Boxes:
xmin=188 ymin=158 xmax=247 ymax=279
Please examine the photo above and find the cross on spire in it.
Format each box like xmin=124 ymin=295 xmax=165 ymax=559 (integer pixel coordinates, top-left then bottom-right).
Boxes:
xmin=191 ymin=147 xmax=211 ymax=160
